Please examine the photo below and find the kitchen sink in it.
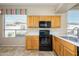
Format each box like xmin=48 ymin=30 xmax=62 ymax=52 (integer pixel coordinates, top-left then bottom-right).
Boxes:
xmin=60 ymin=36 xmax=78 ymax=42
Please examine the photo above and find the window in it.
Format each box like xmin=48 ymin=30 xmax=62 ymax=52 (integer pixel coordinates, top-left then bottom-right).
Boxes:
xmin=67 ymin=10 xmax=79 ymax=36
xmin=5 ymin=15 xmax=27 ymax=37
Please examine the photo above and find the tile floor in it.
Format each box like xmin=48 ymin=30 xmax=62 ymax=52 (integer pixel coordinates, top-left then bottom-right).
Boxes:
xmin=0 ymin=46 xmax=56 ymax=56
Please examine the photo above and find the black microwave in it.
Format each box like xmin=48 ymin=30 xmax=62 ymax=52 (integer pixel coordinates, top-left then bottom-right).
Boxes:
xmin=39 ymin=21 xmax=51 ymax=28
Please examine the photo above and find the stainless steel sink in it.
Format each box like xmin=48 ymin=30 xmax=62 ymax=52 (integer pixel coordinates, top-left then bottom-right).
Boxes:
xmin=60 ymin=36 xmax=78 ymax=42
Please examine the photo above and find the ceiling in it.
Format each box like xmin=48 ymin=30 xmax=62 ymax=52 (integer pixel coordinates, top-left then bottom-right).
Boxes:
xmin=0 ymin=3 xmax=60 ymax=9
xmin=71 ymin=4 xmax=79 ymax=10
xmin=0 ymin=3 xmax=78 ymax=13
xmin=0 ymin=3 xmax=60 ymax=6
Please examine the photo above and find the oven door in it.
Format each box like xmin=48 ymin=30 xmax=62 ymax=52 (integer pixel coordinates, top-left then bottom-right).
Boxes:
xmin=39 ymin=35 xmax=52 ymax=51
xmin=39 ymin=36 xmax=51 ymax=46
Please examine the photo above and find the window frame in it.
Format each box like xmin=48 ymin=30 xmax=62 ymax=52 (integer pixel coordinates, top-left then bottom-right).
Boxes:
xmin=4 ymin=15 xmax=27 ymax=38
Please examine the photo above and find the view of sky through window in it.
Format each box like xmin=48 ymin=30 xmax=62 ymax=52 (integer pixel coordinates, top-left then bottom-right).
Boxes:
xmin=67 ymin=10 xmax=79 ymax=23
xmin=67 ymin=10 xmax=79 ymax=36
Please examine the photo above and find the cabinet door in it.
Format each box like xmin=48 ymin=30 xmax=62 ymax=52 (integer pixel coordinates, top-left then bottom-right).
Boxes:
xmin=60 ymin=45 xmax=64 ymax=56
xmin=63 ymin=47 xmax=75 ymax=56
xmin=26 ymin=36 xmax=32 ymax=50
xmin=40 ymin=16 xmax=51 ymax=21
xmin=33 ymin=16 xmax=40 ymax=27
xmin=54 ymin=38 xmax=60 ymax=55
xmin=53 ymin=36 xmax=56 ymax=50
xmin=54 ymin=36 xmax=64 ymax=56
xmin=51 ymin=16 xmax=61 ymax=28
xmin=52 ymin=36 xmax=54 ymax=50
xmin=32 ymin=36 xmax=39 ymax=50
xmin=27 ymin=16 xmax=34 ymax=28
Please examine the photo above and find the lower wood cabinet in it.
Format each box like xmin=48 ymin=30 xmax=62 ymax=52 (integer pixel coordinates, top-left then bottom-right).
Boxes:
xmin=31 ymin=36 xmax=39 ymax=49
xmin=26 ymin=36 xmax=32 ymax=49
xmin=55 ymin=42 xmax=60 ymax=55
xmin=53 ymin=36 xmax=77 ymax=56
xmin=26 ymin=36 xmax=39 ymax=50
xmin=63 ymin=47 xmax=75 ymax=56
xmin=60 ymin=45 xmax=64 ymax=56
xmin=53 ymin=37 xmax=63 ymax=56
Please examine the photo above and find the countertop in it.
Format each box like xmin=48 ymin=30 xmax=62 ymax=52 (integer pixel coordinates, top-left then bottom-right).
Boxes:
xmin=25 ymin=28 xmax=79 ymax=47
xmin=54 ymin=35 xmax=79 ymax=47
xmin=26 ymin=28 xmax=61 ymax=36
xmin=26 ymin=32 xmax=79 ymax=47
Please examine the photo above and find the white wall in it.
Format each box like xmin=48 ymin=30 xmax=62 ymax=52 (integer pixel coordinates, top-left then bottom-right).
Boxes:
xmin=0 ymin=5 xmax=67 ymax=46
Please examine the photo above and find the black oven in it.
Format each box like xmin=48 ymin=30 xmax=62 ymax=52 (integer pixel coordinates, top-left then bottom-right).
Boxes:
xmin=39 ymin=21 xmax=52 ymax=51
xmin=39 ymin=35 xmax=52 ymax=51
xmin=39 ymin=21 xmax=51 ymax=28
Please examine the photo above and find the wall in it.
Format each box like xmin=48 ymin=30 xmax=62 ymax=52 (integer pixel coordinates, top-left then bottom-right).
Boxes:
xmin=0 ymin=5 xmax=67 ymax=46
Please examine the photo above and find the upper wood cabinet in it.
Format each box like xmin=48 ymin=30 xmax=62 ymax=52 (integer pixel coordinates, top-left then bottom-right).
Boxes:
xmin=27 ymin=16 xmax=61 ymax=28
xmin=27 ymin=16 xmax=34 ymax=28
xmin=33 ymin=16 xmax=40 ymax=28
xmin=51 ymin=16 xmax=61 ymax=28
xmin=27 ymin=16 xmax=40 ymax=28
xmin=40 ymin=16 xmax=51 ymax=21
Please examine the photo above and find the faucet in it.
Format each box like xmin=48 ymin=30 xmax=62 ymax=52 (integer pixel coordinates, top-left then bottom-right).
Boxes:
xmin=69 ymin=27 xmax=79 ymax=37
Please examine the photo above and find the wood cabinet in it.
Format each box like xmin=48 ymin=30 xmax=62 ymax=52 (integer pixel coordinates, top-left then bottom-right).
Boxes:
xmin=63 ymin=47 xmax=75 ymax=56
xmin=55 ymin=41 xmax=60 ymax=55
xmin=33 ymin=16 xmax=40 ymax=28
xmin=27 ymin=16 xmax=34 ymax=28
xmin=51 ymin=16 xmax=61 ymax=28
xmin=26 ymin=36 xmax=32 ymax=49
xmin=62 ymin=39 xmax=77 ymax=53
xmin=60 ymin=45 xmax=64 ymax=56
xmin=53 ymin=36 xmax=63 ymax=56
xmin=26 ymin=36 xmax=39 ymax=50
xmin=27 ymin=16 xmax=40 ymax=28
xmin=31 ymin=36 xmax=39 ymax=49
xmin=27 ymin=16 xmax=61 ymax=28
xmin=40 ymin=16 xmax=51 ymax=21
xmin=53 ymin=36 xmax=77 ymax=56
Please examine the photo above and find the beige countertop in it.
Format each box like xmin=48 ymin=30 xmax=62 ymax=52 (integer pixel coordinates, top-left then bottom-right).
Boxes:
xmin=54 ymin=35 xmax=79 ymax=47
xmin=26 ymin=32 xmax=79 ymax=47
xmin=25 ymin=28 xmax=79 ymax=46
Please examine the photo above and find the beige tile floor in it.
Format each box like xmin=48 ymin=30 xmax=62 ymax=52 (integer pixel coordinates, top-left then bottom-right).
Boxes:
xmin=0 ymin=46 xmax=56 ymax=56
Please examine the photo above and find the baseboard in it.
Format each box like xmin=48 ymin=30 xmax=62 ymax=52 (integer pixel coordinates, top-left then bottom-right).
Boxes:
xmin=0 ymin=45 xmax=25 ymax=47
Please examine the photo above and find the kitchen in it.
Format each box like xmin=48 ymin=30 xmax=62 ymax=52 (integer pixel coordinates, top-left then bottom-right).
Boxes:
xmin=0 ymin=3 xmax=79 ymax=56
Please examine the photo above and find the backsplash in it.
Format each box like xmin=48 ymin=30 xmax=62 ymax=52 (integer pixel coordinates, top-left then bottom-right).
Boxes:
xmin=26 ymin=28 xmax=67 ymax=36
